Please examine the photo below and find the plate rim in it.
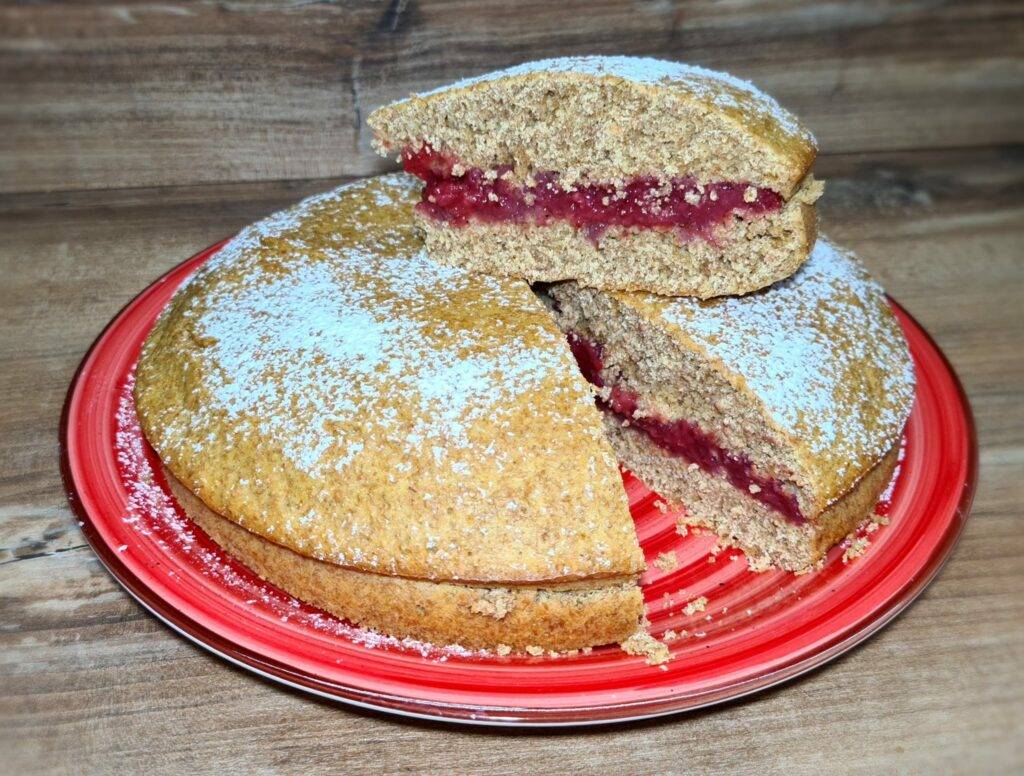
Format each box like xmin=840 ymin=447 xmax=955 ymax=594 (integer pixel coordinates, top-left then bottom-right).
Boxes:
xmin=59 ymin=240 xmax=978 ymax=728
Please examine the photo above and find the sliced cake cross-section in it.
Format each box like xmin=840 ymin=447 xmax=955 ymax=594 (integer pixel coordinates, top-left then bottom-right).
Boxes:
xmin=546 ymin=239 xmax=915 ymax=572
xmin=369 ymin=56 xmax=822 ymax=298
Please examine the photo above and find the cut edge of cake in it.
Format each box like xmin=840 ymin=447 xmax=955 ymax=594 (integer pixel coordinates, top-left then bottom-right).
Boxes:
xmin=605 ymin=419 xmax=901 ymax=571
xmin=419 ymin=178 xmax=819 ymax=298
xmin=544 ymin=237 xmax=915 ymax=571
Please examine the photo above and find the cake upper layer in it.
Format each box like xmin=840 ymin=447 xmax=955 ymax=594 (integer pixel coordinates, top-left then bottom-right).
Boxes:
xmin=603 ymin=239 xmax=916 ymax=508
xmin=135 ymin=173 xmax=643 ymax=585
xmin=369 ymin=56 xmax=817 ymax=197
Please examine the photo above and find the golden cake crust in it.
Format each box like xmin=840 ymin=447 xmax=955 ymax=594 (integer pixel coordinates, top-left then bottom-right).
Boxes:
xmin=369 ymin=56 xmax=817 ymax=197
xmin=166 ymin=471 xmax=644 ymax=651
xmin=135 ymin=174 xmax=644 ymax=585
xmin=599 ymin=238 xmax=915 ymax=512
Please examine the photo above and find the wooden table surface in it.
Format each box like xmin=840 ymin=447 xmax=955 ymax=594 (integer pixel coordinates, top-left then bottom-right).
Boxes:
xmin=2 ymin=1 xmax=1022 ymax=773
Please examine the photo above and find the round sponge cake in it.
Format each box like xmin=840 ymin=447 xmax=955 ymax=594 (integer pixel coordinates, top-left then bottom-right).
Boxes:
xmin=135 ymin=173 xmax=645 ymax=650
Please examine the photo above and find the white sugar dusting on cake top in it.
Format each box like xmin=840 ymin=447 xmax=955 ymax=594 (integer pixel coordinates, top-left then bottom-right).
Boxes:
xmin=658 ymin=239 xmax=915 ymax=492
xmin=156 ymin=174 xmax=578 ymax=478
xmin=417 ymin=55 xmax=812 ymax=141
xmin=135 ymin=173 xmax=639 ymax=582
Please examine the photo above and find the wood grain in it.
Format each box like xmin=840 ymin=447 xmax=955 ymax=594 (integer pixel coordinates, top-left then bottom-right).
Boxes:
xmin=2 ymin=0 xmax=1022 ymax=193
xmin=2 ymin=2 xmax=1023 ymax=772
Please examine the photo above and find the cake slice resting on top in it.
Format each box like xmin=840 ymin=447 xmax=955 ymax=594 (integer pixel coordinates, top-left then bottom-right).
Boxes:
xmin=369 ymin=56 xmax=823 ymax=298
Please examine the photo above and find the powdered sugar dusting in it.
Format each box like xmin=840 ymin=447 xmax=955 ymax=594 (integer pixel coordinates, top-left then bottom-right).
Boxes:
xmin=135 ymin=173 xmax=634 ymax=582
xmin=658 ymin=239 xmax=915 ymax=490
xmin=417 ymin=56 xmax=812 ymax=141
xmin=154 ymin=174 xmax=576 ymax=479
xmin=116 ymin=370 xmax=486 ymax=660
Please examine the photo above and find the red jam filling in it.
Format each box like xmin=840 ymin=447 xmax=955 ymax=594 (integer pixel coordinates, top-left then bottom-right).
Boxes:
xmin=402 ymin=144 xmax=783 ymax=242
xmin=567 ymin=332 xmax=806 ymax=524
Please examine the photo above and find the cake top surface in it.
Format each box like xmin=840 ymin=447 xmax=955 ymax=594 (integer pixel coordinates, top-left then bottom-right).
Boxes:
xmin=615 ymin=239 xmax=915 ymax=504
xmin=135 ymin=173 xmax=642 ymax=584
xmin=421 ymin=56 xmax=813 ymax=142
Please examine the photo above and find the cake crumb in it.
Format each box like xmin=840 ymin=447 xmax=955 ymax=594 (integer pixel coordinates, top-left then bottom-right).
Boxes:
xmin=470 ymin=589 xmax=515 ymax=620
xmin=653 ymin=550 xmax=678 ymax=572
xmin=675 ymin=522 xmax=689 ymax=537
xmin=495 ymin=644 xmax=512 ymax=656
xmin=653 ymin=499 xmax=669 ymax=513
xmin=525 ymin=645 xmax=544 ymax=656
xmin=842 ymin=536 xmax=870 ymax=563
xmin=683 ymin=596 xmax=708 ymax=616
xmin=746 ymin=554 xmax=773 ymax=573
xmin=801 ymin=176 xmax=827 ymax=201
xmin=795 ymin=557 xmax=826 ymax=576
xmin=620 ymin=630 xmax=671 ymax=666
xmin=663 ymin=629 xmax=678 ymax=642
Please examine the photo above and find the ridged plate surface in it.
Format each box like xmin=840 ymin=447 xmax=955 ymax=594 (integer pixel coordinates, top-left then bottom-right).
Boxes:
xmin=62 ymin=241 xmax=976 ymax=726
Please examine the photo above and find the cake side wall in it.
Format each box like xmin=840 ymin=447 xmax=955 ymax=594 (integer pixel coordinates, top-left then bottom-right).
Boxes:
xmin=167 ymin=472 xmax=644 ymax=652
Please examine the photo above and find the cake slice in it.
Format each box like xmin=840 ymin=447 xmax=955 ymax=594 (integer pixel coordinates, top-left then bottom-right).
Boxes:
xmin=368 ymin=56 xmax=822 ymax=298
xmin=546 ymin=239 xmax=915 ymax=572
xmin=135 ymin=173 xmax=645 ymax=651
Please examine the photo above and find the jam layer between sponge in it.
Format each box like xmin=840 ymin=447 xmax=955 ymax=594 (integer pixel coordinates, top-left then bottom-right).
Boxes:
xmin=403 ymin=144 xmax=783 ymax=242
xmin=567 ymin=331 xmax=806 ymax=524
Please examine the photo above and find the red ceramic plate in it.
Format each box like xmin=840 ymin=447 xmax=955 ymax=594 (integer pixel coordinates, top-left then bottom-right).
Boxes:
xmin=62 ymin=241 xmax=976 ymax=726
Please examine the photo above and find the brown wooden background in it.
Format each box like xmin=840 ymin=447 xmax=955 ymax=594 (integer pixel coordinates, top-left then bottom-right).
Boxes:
xmin=2 ymin=1 xmax=1023 ymax=773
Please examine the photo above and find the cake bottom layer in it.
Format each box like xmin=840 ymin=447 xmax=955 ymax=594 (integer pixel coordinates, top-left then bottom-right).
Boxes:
xmin=420 ymin=181 xmax=818 ymax=298
xmin=603 ymin=416 xmax=900 ymax=572
xmin=165 ymin=470 xmax=644 ymax=652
